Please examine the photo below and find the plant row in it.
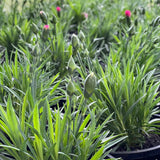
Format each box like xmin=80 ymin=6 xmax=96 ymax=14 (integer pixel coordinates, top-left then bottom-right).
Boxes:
xmin=0 ymin=0 xmax=160 ymax=159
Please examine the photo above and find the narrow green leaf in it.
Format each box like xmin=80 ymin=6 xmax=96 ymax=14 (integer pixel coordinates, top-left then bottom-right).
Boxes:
xmin=47 ymin=99 xmax=55 ymax=144
xmin=33 ymin=103 xmax=43 ymax=160
xmin=55 ymin=109 xmax=60 ymax=159
xmin=90 ymin=146 xmax=104 ymax=160
xmin=50 ymin=80 xmax=61 ymax=95
xmin=15 ymin=50 xmax=18 ymax=79
xmin=79 ymin=114 xmax=90 ymax=132
xmin=21 ymin=90 xmax=28 ymax=132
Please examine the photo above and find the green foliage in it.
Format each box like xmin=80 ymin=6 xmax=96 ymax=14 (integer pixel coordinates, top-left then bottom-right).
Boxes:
xmin=0 ymin=93 xmax=125 ymax=159
xmin=95 ymin=57 xmax=160 ymax=149
xmin=111 ymin=24 xmax=160 ymax=74
xmin=0 ymin=16 xmax=32 ymax=60
xmin=1 ymin=0 xmax=160 ymax=158
xmin=0 ymin=45 xmax=62 ymax=112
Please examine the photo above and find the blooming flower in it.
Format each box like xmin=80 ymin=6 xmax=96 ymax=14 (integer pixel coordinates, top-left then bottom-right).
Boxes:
xmin=56 ymin=6 xmax=61 ymax=12
xmin=125 ymin=10 xmax=131 ymax=17
xmin=82 ymin=12 xmax=88 ymax=19
xmin=43 ymin=25 xmax=49 ymax=30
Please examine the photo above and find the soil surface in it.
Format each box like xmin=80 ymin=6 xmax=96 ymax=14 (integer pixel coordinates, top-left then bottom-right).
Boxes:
xmin=142 ymin=134 xmax=160 ymax=149
xmin=117 ymin=133 xmax=160 ymax=152
xmin=112 ymin=134 xmax=160 ymax=160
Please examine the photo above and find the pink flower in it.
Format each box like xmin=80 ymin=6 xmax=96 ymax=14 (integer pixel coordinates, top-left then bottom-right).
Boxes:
xmin=40 ymin=10 xmax=44 ymax=15
xmin=82 ymin=12 xmax=88 ymax=19
xmin=56 ymin=6 xmax=61 ymax=12
xmin=43 ymin=25 xmax=49 ymax=30
xmin=125 ymin=10 xmax=131 ymax=17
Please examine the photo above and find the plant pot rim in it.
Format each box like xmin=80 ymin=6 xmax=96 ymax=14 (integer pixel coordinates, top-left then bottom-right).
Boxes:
xmin=112 ymin=144 xmax=160 ymax=154
xmin=111 ymin=144 xmax=160 ymax=160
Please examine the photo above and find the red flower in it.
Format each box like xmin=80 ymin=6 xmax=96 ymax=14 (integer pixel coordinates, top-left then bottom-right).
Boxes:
xmin=43 ymin=25 xmax=49 ymax=30
xmin=56 ymin=7 xmax=61 ymax=12
xmin=125 ymin=10 xmax=131 ymax=17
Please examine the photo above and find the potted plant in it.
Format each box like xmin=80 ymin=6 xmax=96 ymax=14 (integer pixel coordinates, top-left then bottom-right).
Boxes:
xmin=91 ymin=39 xmax=160 ymax=159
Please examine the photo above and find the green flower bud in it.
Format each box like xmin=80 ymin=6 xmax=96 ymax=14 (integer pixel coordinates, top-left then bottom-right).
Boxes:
xmin=84 ymin=48 xmax=89 ymax=56
xmin=80 ymin=43 xmax=84 ymax=50
xmin=67 ymin=80 xmax=76 ymax=96
xmin=84 ymin=72 xmax=96 ymax=98
xmin=71 ymin=34 xmax=80 ymax=49
xmin=40 ymin=11 xmax=48 ymax=24
xmin=78 ymin=30 xmax=85 ymax=42
xmin=134 ymin=19 xmax=138 ymax=26
xmin=141 ymin=7 xmax=145 ymax=15
xmin=31 ymin=23 xmax=39 ymax=34
xmin=67 ymin=56 xmax=78 ymax=74
xmin=50 ymin=14 xmax=57 ymax=24
xmin=133 ymin=9 xmax=137 ymax=15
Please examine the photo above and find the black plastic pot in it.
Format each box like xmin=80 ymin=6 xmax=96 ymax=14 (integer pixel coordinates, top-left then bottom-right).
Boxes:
xmin=111 ymin=145 xmax=160 ymax=160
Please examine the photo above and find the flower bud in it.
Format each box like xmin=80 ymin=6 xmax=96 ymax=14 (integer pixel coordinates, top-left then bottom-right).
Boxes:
xmin=42 ymin=25 xmax=50 ymax=41
xmin=80 ymin=43 xmax=84 ymax=50
xmin=125 ymin=10 xmax=131 ymax=17
xmin=67 ymin=56 xmax=78 ymax=74
xmin=84 ymin=48 xmax=89 ymax=56
xmin=50 ymin=14 xmax=57 ymax=24
xmin=31 ymin=23 xmax=39 ymax=34
xmin=40 ymin=11 xmax=48 ymax=24
xmin=84 ymin=72 xmax=96 ymax=98
xmin=67 ymin=80 xmax=76 ymax=96
xmin=78 ymin=30 xmax=85 ymax=42
xmin=56 ymin=6 xmax=61 ymax=12
xmin=141 ymin=7 xmax=145 ymax=15
xmin=82 ymin=12 xmax=88 ymax=19
xmin=133 ymin=9 xmax=137 ymax=15
xmin=56 ymin=6 xmax=61 ymax=17
xmin=43 ymin=25 xmax=49 ymax=30
xmin=134 ymin=19 xmax=138 ymax=26
xmin=71 ymin=34 xmax=80 ymax=49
